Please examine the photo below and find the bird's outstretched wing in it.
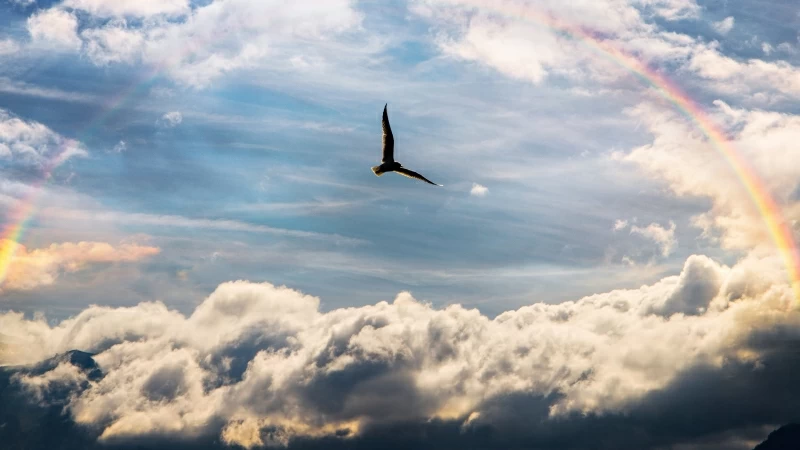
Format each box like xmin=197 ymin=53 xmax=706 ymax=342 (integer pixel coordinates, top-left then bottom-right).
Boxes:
xmin=382 ymin=104 xmax=394 ymax=163
xmin=395 ymin=167 xmax=441 ymax=186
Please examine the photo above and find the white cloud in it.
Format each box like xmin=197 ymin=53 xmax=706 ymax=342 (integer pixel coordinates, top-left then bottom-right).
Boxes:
xmin=27 ymin=8 xmax=82 ymax=51
xmin=0 ymin=250 xmax=796 ymax=445
xmin=613 ymin=219 xmax=630 ymax=231
xmin=82 ymin=20 xmax=146 ymax=65
xmin=618 ymin=100 xmax=800 ymax=256
xmin=762 ymin=42 xmax=774 ymax=55
xmin=413 ymin=1 xmax=800 ymax=105
xmin=111 ymin=140 xmax=127 ymax=153
xmin=0 ymin=77 xmax=96 ymax=103
xmin=30 ymin=0 xmax=363 ymax=88
xmin=63 ymin=0 xmax=190 ymax=18
xmin=630 ymin=221 xmax=677 ymax=257
xmin=633 ymin=0 xmax=700 ymax=20
xmin=686 ymin=44 xmax=800 ymax=101
xmin=712 ymin=16 xmax=735 ymax=35
xmin=0 ymin=108 xmax=87 ymax=166
xmin=39 ymin=207 xmax=366 ymax=245
xmin=157 ymin=111 xmax=183 ymax=128
xmin=0 ymin=239 xmax=160 ymax=293
xmin=470 ymin=183 xmax=488 ymax=197
xmin=0 ymin=39 xmax=19 ymax=55
xmin=777 ymin=42 xmax=797 ymax=54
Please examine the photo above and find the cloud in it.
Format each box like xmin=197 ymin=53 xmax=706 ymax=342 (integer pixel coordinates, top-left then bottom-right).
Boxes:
xmin=412 ymin=0 xmax=800 ymax=104
xmin=613 ymin=219 xmax=630 ymax=231
xmin=82 ymin=20 xmax=147 ymax=65
xmin=0 ymin=39 xmax=20 ymax=55
xmin=636 ymin=0 xmax=700 ymax=20
xmin=29 ymin=0 xmax=363 ymax=88
xmin=39 ymin=207 xmax=366 ymax=245
xmin=63 ymin=0 xmax=190 ymax=18
xmin=470 ymin=183 xmax=488 ymax=197
xmin=27 ymin=8 xmax=82 ymax=51
xmin=0 ymin=250 xmax=797 ymax=448
xmin=712 ymin=16 xmax=735 ymax=35
xmin=0 ymin=240 xmax=160 ymax=293
xmin=110 ymin=140 xmax=127 ymax=153
xmin=157 ymin=111 xmax=183 ymax=128
xmin=685 ymin=44 xmax=800 ymax=101
xmin=618 ymin=101 xmax=800 ymax=255
xmin=631 ymin=221 xmax=677 ymax=257
xmin=0 ymin=77 xmax=97 ymax=103
xmin=0 ymin=108 xmax=87 ymax=166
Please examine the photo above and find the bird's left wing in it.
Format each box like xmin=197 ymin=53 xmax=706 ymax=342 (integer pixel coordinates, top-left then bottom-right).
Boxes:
xmin=395 ymin=167 xmax=441 ymax=186
xmin=382 ymin=104 xmax=394 ymax=163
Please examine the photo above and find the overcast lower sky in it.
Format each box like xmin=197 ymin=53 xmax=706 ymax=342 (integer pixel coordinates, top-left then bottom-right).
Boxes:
xmin=2 ymin=0 xmax=800 ymax=449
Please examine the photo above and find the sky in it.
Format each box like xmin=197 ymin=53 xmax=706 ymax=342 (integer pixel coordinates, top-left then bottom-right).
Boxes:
xmin=2 ymin=0 xmax=800 ymax=449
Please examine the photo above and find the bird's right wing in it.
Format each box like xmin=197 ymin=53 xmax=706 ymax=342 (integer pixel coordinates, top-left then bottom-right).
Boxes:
xmin=395 ymin=167 xmax=441 ymax=186
xmin=382 ymin=104 xmax=394 ymax=163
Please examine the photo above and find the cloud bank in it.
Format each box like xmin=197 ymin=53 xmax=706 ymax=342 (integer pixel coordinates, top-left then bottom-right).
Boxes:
xmin=0 ymin=248 xmax=798 ymax=448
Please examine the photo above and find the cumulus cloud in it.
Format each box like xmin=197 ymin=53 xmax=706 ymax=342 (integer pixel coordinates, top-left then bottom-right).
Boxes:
xmin=82 ymin=20 xmax=147 ymax=66
xmin=631 ymin=220 xmax=677 ymax=257
xmin=0 ymin=251 xmax=796 ymax=448
xmin=613 ymin=219 xmax=630 ymax=231
xmin=618 ymin=101 xmax=800 ymax=255
xmin=0 ymin=240 xmax=160 ymax=293
xmin=157 ymin=111 xmax=183 ymax=128
xmin=0 ymin=108 xmax=87 ymax=166
xmin=712 ymin=16 xmax=735 ymax=35
xmin=685 ymin=44 xmax=800 ymax=101
xmin=470 ymin=183 xmax=488 ymax=197
xmin=27 ymin=8 xmax=82 ymax=51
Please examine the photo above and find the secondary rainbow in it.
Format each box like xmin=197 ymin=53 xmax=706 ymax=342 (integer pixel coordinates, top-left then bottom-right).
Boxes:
xmin=457 ymin=0 xmax=800 ymax=302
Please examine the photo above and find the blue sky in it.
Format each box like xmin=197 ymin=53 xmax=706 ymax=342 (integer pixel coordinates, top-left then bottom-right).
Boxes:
xmin=3 ymin=1 xmax=800 ymax=449
xmin=3 ymin=0 xmax=779 ymax=319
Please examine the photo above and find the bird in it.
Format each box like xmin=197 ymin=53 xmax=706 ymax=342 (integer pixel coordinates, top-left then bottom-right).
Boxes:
xmin=371 ymin=104 xmax=442 ymax=186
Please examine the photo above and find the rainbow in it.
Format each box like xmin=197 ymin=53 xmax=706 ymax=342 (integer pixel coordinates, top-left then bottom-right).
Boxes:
xmin=454 ymin=0 xmax=800 ymax=302
xmin=0 ymin=142 xmax=73 ymax=285
xmin=0 ymin=65 xmax=166 ymax=288
xmin=0 ymin=27 xmax=210 ymax=288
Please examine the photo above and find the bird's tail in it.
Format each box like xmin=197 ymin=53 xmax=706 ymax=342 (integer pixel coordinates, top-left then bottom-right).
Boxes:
xmin=372 ymin=165 xmax=385 ymax=176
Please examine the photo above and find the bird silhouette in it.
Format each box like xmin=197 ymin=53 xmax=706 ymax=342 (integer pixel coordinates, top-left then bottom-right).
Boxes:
xmin=371 ymin=104 xmax=442 ymax=186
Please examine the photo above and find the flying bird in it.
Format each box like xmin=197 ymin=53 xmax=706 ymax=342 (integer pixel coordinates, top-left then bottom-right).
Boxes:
xmin=371 ymin=104 xmax=442 ymax=186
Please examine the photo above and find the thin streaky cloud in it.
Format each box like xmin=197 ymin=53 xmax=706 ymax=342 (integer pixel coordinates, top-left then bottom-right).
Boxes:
xmin=40 ymin=207 xmax=367 ymax=245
